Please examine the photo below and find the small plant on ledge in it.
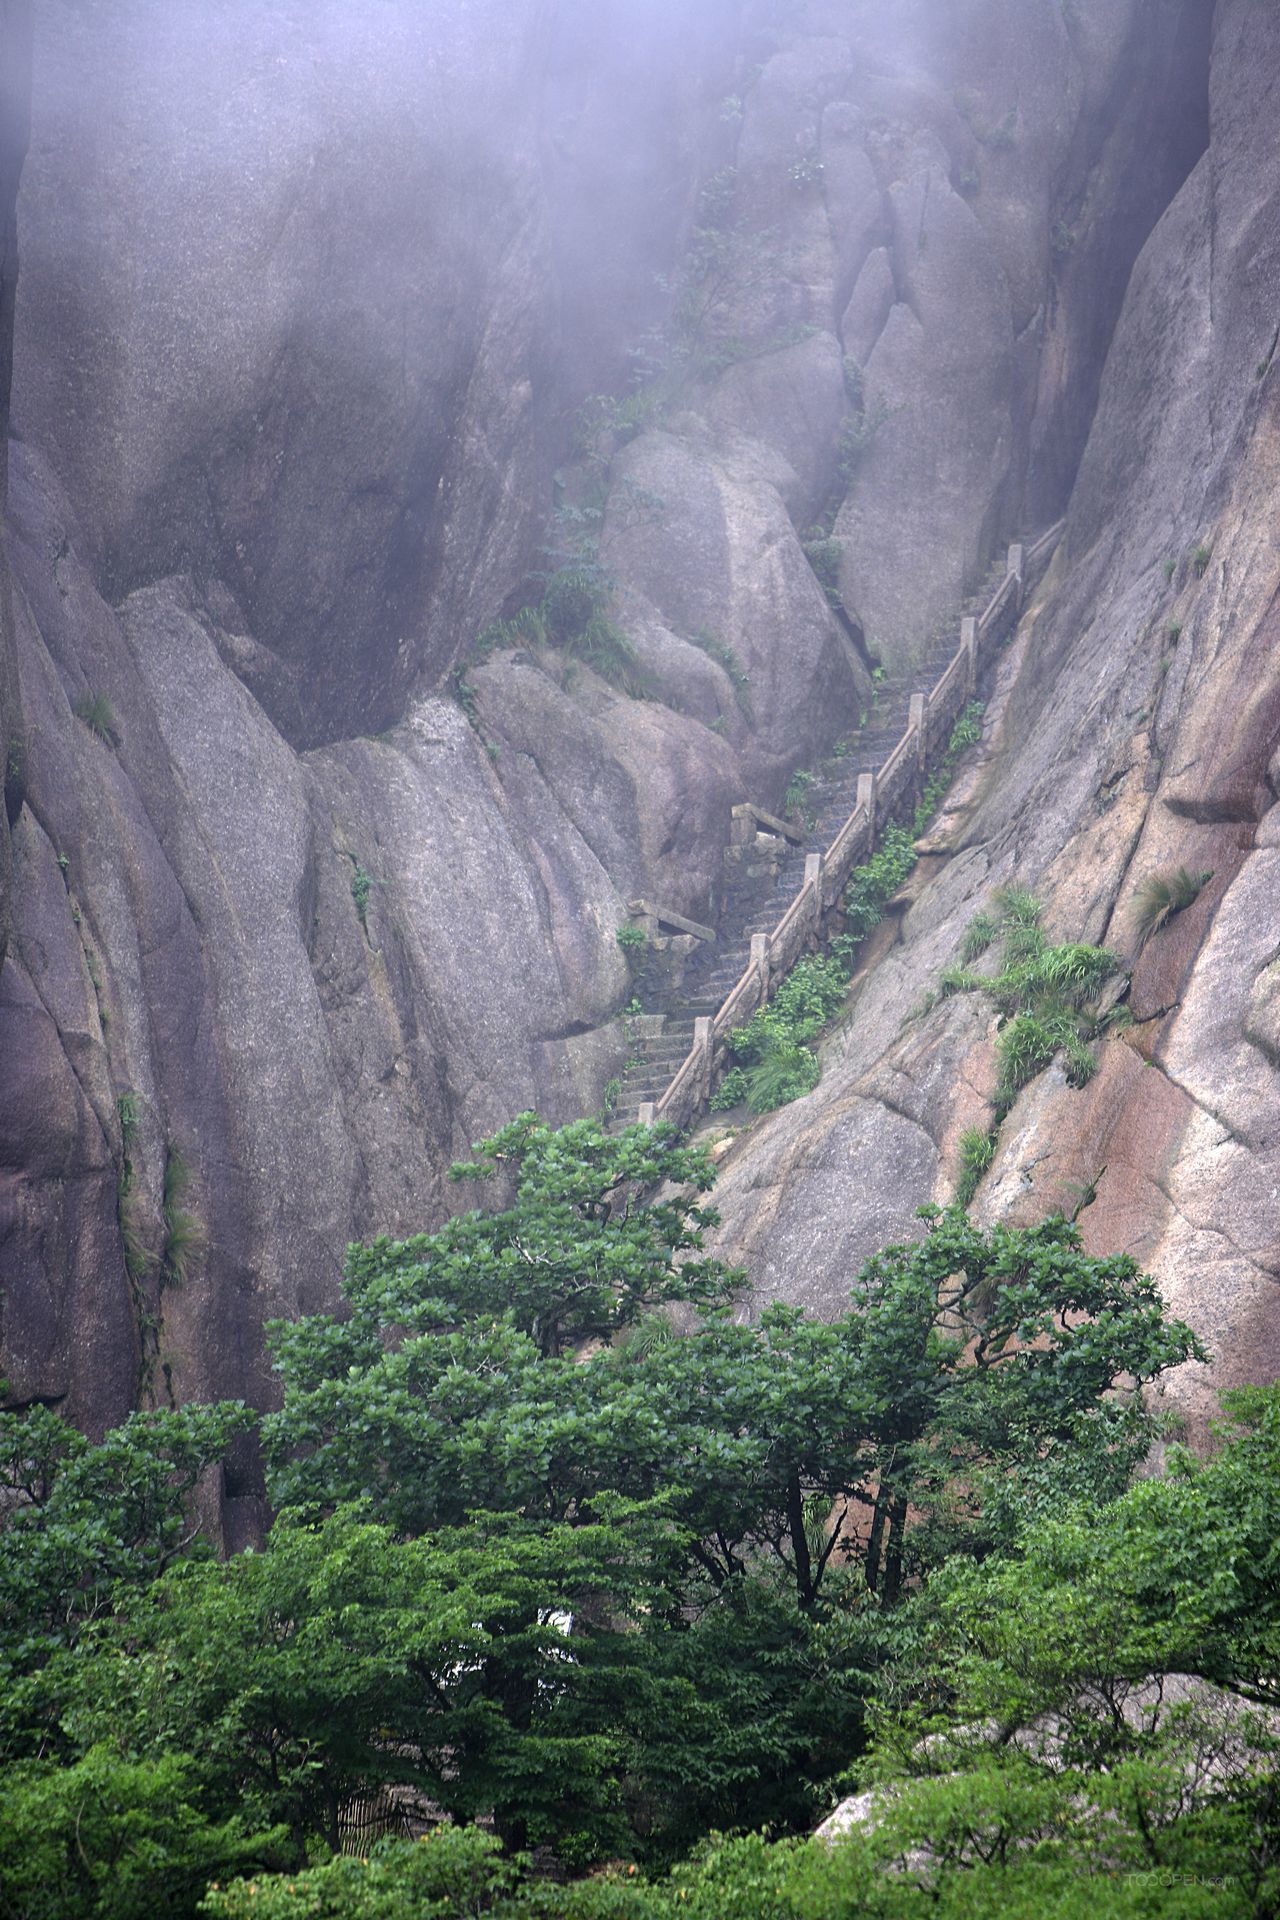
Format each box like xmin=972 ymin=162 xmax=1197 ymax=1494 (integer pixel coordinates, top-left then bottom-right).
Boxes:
xmin=1129 ymin=865 xmax=1212 ymax=947
xmin=616 ymin=924 xmax=647 ymax=956
xmin=73 ymin=690 xmax=120 ymax=750
xmin=942 ymin=888 xmax=1123 ymax=1121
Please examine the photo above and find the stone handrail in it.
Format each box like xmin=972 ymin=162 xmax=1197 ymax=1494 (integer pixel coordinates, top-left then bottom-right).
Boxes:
xmin=640 ymin=522 xmax=1067 ymax=1132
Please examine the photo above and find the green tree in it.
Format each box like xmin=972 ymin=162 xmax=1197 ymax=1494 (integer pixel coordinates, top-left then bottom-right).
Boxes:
xmin=0 ymin=1398 xmax=253 ymax=1758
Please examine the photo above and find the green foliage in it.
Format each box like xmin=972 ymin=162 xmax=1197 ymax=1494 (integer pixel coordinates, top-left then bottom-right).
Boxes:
xmin=912 ymin=702 xmax=985 ymax=836
xmin=256 ymin=1186 xmax=1198 ymax=1856
xmin=0 ymin=1748 xmax=281 ymax=1920
xmin=954 ymin=1126 xmax=997 ymax=1208
xmin=717 ymin=955 xmax=851 ymax=1112
xmin=476 ymin=561 xmax=643 ymax=695
xmin=0 ymin=1118 xmax=1210 ymax=1902
xmin=202 ymin=1827 xmax=514 ymax=1919
xmin=350 ymin=860 xmax=372 ymax=928
xmin=267 ymin=1115 xmax=738 ymax=1373
xmin=448 ymin=665 xmax=481 ymax=728
xmin=1192 ymin=542 xmax=1213 ymax=578
xmin=837 ymin=397 xmax=891 ymax=481
xmin=73 ymin=690 xmax=120 ymax=749
xmin=960 ymin=912 xmax=997 ymax=963
xmin=941 ymin=892 xmax=1122 ymax=1117
xmin=0 ymin=1398 xmax=254 ymax=1749
xmin=800 ymin=535 xmax=844 ymax=609
xmin=845 ymin=825 xmax=917 ymax=939
xmin=162 ymin=1149 xmax=202 ymax=1287
xmin=783 ymin=767 xmax=816 ymax=826
xmin=616 ymin=923 xmax=647 ymax=956
xmin=1162 ymin=555 xmax=1177 ymax=583
xmin=1129 ymin=865 xmax=1212 ymax=944
xmin=688 ymin=629 xmax=753 ymax=720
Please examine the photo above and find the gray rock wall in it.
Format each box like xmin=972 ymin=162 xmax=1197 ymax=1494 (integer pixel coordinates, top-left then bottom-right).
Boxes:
xmin=0 ymin=0 xmax=1244 ymax=1471
xmin=710 ymin=0 xmax=1280 ymax=1444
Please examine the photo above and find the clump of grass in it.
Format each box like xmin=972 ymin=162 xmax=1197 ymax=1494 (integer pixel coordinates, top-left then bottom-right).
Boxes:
xmin=1162 ymin=557 xmax=1177 ymax=584
xmin=940 ymin=889 xmax=1124 ymax=1119
xmin=1191 ymin=543 xmax=1213 ymax=579
xmin=955 ymin=1126 xmax=997 ymax=1208
xmin=73 ymin=691 xmax=119 ymax=750
xmin=960 ymin=912 xmax=998 ymax=963
xmin=161 ymin=1149 xmax=203 ymax=1287
xmin=1129 ymin=866 xmax=1212 ymax=946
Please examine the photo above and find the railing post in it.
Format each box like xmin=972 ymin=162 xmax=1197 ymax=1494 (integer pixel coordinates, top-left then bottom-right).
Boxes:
xmin=638 ymin=1101 xmax=656 ymax=1128
xmin=856 ymin=771 xmax=876 ymax=834
xmin=1007 ymin=543 xmax=1025 ymax=606
xmin=803 ymin=851 xmax=823 ymax=933
xmin=961 ymin=616 xmax=977 ymax=695
xmin=694 ymin=1015 xmax=713 ymax=1103
xmin=750 ymin=931 xmax=770 ymax=1001
xmin=909 ymin=691 xmax=927 ymax=770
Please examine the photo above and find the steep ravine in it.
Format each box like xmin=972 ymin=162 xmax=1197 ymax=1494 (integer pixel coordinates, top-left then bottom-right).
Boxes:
xmin=0 ymin=0 xmax=1252 ymax=1513
xmin=709 ymin=0 xmax=1280 ymax=1445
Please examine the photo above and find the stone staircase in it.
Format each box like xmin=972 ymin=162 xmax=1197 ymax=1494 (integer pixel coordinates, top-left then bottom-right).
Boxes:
xmin=606 ymin=548 xmax=1028 ymax=1133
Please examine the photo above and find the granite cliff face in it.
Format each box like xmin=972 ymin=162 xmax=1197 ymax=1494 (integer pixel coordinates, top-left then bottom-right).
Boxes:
xmin=1 ymin=0 xmax=1270 ymax=1501
xmin=710 ymin=0 xmax=1280 ymax=1447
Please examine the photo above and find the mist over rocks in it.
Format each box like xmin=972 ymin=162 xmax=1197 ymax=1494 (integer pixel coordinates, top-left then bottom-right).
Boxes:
xmin=0 ymin=0 xmax=1273 ymax=1479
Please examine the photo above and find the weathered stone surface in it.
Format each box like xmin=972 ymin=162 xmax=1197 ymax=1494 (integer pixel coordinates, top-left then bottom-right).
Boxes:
xmin=1 ymin=0 xmax=1267 ymax=1459
xmin=715 ymin=0 xmax=1280 ymax=1440
xmin=836 ymin=140 xmax=1015 ymax=671
xmin=602 ymin=426 xmax=863 ymax=800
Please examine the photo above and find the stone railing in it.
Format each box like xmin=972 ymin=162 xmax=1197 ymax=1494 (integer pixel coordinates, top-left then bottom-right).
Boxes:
xmin=639 ymin=522 xmax=1065 ymax=1133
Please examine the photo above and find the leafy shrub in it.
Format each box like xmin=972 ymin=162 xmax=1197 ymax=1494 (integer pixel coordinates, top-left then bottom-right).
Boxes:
xmin=1129 ymin=865 xmax=1212 ymax=945
xmin=0 ymin=1749 xmax=279 ymax=1920
xmin=844 ymin=825 xmax=917 ymax=939
xmin=941 ymin=892 xmax=1122 ymax=1118
xmin=717 ymin=955 xmax=852 ymax=1112
xmin=73 ymin=691 xmax=119 ymax=749
xmin=474 ymin=562 xmax=643 ymax=695
xmin=202 ymin=1824 xmax=512 ymax=1919
xmin=616 ymin=924 xmax=647 ymax=956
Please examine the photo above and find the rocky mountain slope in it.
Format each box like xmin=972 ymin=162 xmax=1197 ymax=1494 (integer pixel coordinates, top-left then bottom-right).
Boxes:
xmin=1 ymin=0 xmax=1269 ymax=1518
